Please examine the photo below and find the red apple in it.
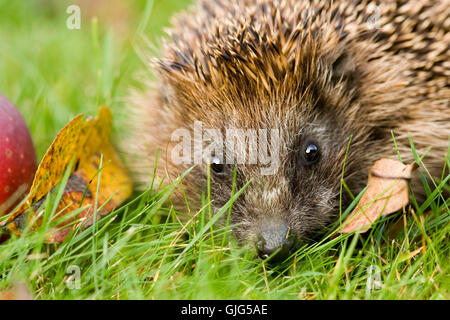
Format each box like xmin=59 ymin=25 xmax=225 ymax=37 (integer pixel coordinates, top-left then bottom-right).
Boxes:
xmin=0 ymin=94 xmax=37 ymax=216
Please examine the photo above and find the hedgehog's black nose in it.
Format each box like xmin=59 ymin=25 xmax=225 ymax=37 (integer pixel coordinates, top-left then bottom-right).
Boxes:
xmin=256 ymin=224 xmax=294 ymax=262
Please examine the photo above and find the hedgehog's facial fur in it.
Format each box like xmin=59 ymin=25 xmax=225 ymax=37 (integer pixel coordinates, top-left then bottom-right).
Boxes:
xmin=204 ymin=118 xmax=348 ymax=251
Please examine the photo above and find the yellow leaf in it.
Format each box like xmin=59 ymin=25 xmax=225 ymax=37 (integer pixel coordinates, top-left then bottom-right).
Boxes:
xmin=6 ymin=106 xmax=132 ymax=242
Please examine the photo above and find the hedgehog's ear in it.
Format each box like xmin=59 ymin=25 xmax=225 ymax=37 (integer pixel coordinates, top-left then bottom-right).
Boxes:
xmin=330 ymin=51 xmax=357 ymax=85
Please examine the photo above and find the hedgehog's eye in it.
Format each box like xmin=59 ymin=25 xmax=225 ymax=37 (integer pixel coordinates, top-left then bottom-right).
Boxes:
xmin=304 ymin=142 xmax=320 ymax=164
xmin=210 ymin=156 xmax=226 ymax=175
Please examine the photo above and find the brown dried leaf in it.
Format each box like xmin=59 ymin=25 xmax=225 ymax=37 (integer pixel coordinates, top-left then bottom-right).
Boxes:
xmin=0 ymin=282 xmax=33 ymax=300
xmin=341 ymin=158 xmax=418 ymax=233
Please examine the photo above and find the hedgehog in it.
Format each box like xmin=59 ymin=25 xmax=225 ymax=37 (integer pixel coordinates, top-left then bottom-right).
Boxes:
xmin=124 ymin=0 xmax=450 ymax=261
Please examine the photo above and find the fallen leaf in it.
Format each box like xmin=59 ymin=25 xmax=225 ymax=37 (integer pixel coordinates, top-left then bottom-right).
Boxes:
xmin=341 ymin=158 xmax=418 ymax=234
xmin=4 ymin=106 xmax=132 ymax=242
xmin=0 ymin=282 xmax=33 ymax=300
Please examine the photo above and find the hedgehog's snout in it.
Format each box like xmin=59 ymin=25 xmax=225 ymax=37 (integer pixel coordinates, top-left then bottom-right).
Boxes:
xmin=256 ymin=222 xmax=295 ymax=262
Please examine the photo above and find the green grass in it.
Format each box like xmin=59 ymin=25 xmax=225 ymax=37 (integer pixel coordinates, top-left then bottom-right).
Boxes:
xmin=0 ymin=0 xmax=449 ymax=300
